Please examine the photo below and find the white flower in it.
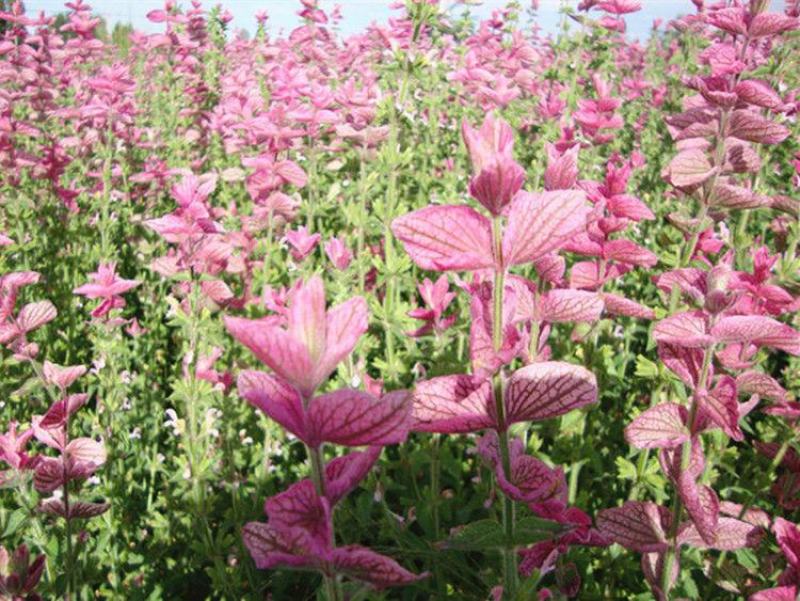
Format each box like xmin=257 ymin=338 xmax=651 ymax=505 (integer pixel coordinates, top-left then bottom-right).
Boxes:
xmin=164 ymin=409 xmax=184 ymax=436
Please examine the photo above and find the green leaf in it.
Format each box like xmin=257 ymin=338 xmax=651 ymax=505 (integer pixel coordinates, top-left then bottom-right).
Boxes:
xmin=635 ymin=354 xmax=659 ymax=379
xmin=615 ymin=456 xmax=638 ymax=481
xmin=443 ymin=519 xmax=507 ymax=551
xmin=2 ymin=508 xmax=28 ymax=538
xmin=514 ymin=517 xmax=569 ymax=546
xmin=444 ymin=517 xmax=566 ymax=551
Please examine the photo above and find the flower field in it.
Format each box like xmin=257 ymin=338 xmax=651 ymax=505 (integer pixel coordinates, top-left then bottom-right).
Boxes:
xmin=1 ymin=0 xmax=800 ymax=598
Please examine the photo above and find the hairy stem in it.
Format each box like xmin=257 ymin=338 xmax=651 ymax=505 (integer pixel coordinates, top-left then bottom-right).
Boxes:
xmin=660 ymin=343 xmax=714 ymax=599
xmin=491 ymin=217 xmax=517 ymax=598
xmin=308 ymin=443 xmax=341 ymax=601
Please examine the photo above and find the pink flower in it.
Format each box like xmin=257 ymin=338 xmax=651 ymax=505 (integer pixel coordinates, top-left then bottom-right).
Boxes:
xmin=408 ymin=275 xmax=456 ymax=337
xmin=73 ymin=263 xmax=139 ymax=318
xmin=225 ymin=275 xmax=367 ymax=399
xmin=0 ymin=272 xmax=56 ymax=359
xmin=242 ymin=448 xmax=427 ymax=588
xmin=285 ymin=226 xmax=321 ymax=262
xmin=323 ymin=237 xmax=353 ymax=271
xmin=462 ymin=114 xmax=525 ymax=215
xmin=0 ymin=544 xmax=46 ymax=599
xmin=0 ymin=422 xmax=38 ymax=485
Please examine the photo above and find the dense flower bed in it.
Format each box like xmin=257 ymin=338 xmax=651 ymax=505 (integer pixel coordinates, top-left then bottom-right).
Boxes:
xmin=1 ymin=0 xmax=799 ymax=599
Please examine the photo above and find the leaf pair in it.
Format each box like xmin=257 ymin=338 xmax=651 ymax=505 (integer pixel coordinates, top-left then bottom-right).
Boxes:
xmin=412 ymin=361 xmax=597 ymax=434
xmin=391 ymin=190 xmax=590 ymax=272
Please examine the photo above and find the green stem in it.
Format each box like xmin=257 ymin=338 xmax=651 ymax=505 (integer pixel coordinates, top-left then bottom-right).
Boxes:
xmin=430 ymin=434 xmax=441 ymax=539
xmin=356 ymin=145 xmax=368 ymax=294
xmin=308 ymin=443 xmax=341 ymax=601
xmin=63 ymin=410 xmax=74 ymax=601
xmin=491 ymin=217 xmax=517 ymax=598
xmin=660 ymin=343 xmax=714 ymax=599
xmin=629 ymin=386 xmax=662 ymax=501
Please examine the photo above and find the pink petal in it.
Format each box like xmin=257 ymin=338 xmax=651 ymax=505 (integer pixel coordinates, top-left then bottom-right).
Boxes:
xmin=146 ymin=9 xmax=167 ymax=22
xmin=237 ymin=370 xmax=307 ymax=442
xmin=665 ymin=149 xmax=717 ymax=187
xmin=710 ymin=183 xmax=767 ymax=210
xmin=503 ymin=361 xmax=597 ymax=426
xmin=325 ymin=447 xmax=382 ymax=505
xmin=17 ymin=301 xmax=57 ymax=333
xmin=224 ymin=316 xmax=314 ymax=397
xmin=607 ymin=194 xmax=655 ymax=221
xmin=569 ymin=261 xmax=603 ymax=290
xmin=478 ymin=433 xmax=566 ymax=505
xmin=711 ymin=315 xmax=800 ymax=355
xmin=601 ymin=293 xmax=655 ymax=319
xmin=275 ymin=160 xmax=308 ymax=187
xmin=658 ymin=343 xmax=705 ymax=387
xmin=307 ymin=390 xmax=411 ymax=447
xmin=719 ymin=502 xmax=770 ymax=529
xmin=66 ymin=437 xmax=106 ymax=467
xmin=540 ymin=290 xmax=603 ymax=323
xmin=40 ymin=394 xmax=89 ymax=429
xmin=653 ymin=311 xmax=712 ymax=348
xmin=706 ymin=7 xmax=747 ymax=34
xmin=543 ymin=143 xmax=579 ymax=191
xmin=604 ymin=240 xmax=658 ymax=267
xmin=748 ymin=12 xmax=798 ymax=37
xmin=678 ymin=477 xmax=719 ymax=545
xmin=391 ymin=205 xmax=494 ymax=272
xmin=774 ymin=518 xmax=800 ymax=566
xmin=728 ymin=110 xmax=790 ymax=145
xmin=242 ymin=522 xmax=316 ymax=570
xmin=287 ymin=276 xmax=328 ymax=365
xmin=201 ymin=280 xmax=233 ymax=304
xmin=264 ymin=482 xmax=332 ymax=556
xmin=40 ymin=499 xmax=109 ymax=519
xmin=625 ymin=403 xmax=689 ymax=449
xmin=734 ymin=80 xmax=783 ymax=110
xmin=597 ymin=501 xmax=671 ymax=553
xmin=654 ymin=268 xmax=706 ymax=303
xmin=332 ymin=545 xmax=428 ymax=589
xmin=736 ymin=370 xmax=788 ymax=403
xmin=678 ymin=517 xmax=762 ymax=550
xmin=411 ymin=375 xmax=493 ymax=434
xmin=697 ymin=376 xmax=742 ymax=440
xmin=317 ymin=296 xmax=369 ymax=385
xmin=42 ymin=362 xmax=86 ymax=390
xmin=533 ymin=253 xmax=566 ymax=285
xmin=143 ymin=214 xmax=192 ymax=238
xmin=659 ymin=437 xmax=705 ymax=483
xmin=749 ymin=586 xmax=799 ymax=601
xmin=502 ymin=190 xmax=590 ymax=267
xmin=33 ymin=457 xmax=65 ymax=493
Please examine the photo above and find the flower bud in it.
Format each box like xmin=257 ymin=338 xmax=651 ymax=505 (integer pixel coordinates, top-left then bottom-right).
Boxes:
xmin=704 ymin=263 xmax=736 ymax=314
xmin=468 ymin=156 xmax=525 ymax=216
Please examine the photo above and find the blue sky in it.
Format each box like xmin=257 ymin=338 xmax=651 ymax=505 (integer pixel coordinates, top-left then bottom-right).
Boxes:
xmin=21 ymin=1 xmax=785 ymax=40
